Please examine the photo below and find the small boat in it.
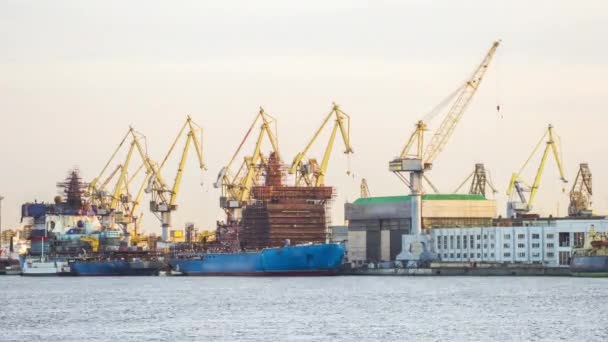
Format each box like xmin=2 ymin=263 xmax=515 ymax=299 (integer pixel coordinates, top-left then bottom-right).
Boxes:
xmin=20 ymin=256 xmax=71 ymax=276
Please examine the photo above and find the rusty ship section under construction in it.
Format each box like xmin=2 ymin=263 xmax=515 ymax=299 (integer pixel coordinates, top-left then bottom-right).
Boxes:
xmin=217 ymin=152 xmax=334 ymax=250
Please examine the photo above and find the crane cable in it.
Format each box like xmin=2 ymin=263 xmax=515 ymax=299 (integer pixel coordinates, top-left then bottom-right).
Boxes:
xmin=495 ymin=47 xmax=502 ymax=117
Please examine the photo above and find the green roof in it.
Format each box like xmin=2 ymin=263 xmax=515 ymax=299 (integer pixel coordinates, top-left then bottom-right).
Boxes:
xmin=353 ymin=194 xmax=486 ymax=204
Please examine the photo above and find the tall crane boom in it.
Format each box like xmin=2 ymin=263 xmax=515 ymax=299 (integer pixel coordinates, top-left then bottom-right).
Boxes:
xmin=423 ymin=40 xmax=500 ymax=165
xmin=289 ymin=103 xmax=353 ymax=187
xmin=506 ymin=124 xmax=568 ymax=217
xmin=389 ymin=40 xmax=500 ymax=235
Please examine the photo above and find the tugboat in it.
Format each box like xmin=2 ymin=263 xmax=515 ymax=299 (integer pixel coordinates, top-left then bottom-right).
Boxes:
xmin=570 ymin=228 xmax=608 ymax=277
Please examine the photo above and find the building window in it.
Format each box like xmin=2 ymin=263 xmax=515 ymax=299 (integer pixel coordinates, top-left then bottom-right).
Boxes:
xmin=450 ymin=236 xmax=454 ymax=249
xmin=490 ymin=244 xmax=494 ymax=249
xmin=518 ymin=252 xmax=526 ymax=258
xmin=517 ymin=234 xmax=525 ymax=240
xmin=490 ymin=253 xmax=494 ymax=258
xmin=574 ymin=232 xmax=585 ymax=248
xmin=517 ymin=243 xmax=525 ymax=248
xmin=546 ymin=252 xmax=554 ymax=258
xmin=532 ymin=243 xmax=540 ymax=249
xmin=504 ymin=234 xmax=511 ymax=239
xmin=463 ymin=237 xmax=467 ymax=249
xmin=504 ymin=252 xmax=511 ymax=257
xmin=503 ymin=243 xmax=510 ymax=248
xmin=532 ymin=252 xmax=540 ymax=258
xmin=437 ymin=236 xmax=442 ymax=250
xmin=547 ymin=243 xmax=554 ymax=249
xmin=476 ymin=244 xmax=481 ymax=249
xmin=457 ymin=253 xmax=461 ymax=258
xmin=450 ymin=253 xmax=454 ymax=258
xmin=546 ymin=234 xmax=554 ymax=239
xmin=476 ymin=235 xmax=481 ymax=240
xmin=444 ymin=237 xmax=448 ymax=250
xmin=463 ymin=253 xmax=467 ymax=258
xmin=477 ymin=253 xmax=481 ymax=258
xmin=444 ymin=253 xmax=448 ymax=258
xmin=483 ymin=234 xmax=488 ymax=240
xmin=559 ymin=232 xmax=570 ymax=247
xmin=456 ymin=236 xmax=461 ymax=249
xmin=483 ymin=244 xmax=488 ymax=249
xmin=470 ymin=235 xmax=474 ymax=247
xmin=490 ymin=234 xmax=495 ymax=240
xmin=532 ymin=233 xmax=540 ymax=239
xmin=484 ymin=253 xmax=487 ymax=258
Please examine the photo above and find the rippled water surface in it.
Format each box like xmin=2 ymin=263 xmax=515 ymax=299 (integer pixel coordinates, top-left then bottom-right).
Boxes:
xmin=1 ymin=276 xmax=607 ymax=341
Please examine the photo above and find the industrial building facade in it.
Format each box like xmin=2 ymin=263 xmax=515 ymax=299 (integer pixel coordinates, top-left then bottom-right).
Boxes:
xmin=345 ymin=194 xmax=497 ymax=263
xmin=431 ymin=219 xmax=606 ymax=267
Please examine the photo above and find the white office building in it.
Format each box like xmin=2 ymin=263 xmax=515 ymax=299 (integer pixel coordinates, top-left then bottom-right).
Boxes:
xmin=431 ymin=219 xmax=607 ymax=267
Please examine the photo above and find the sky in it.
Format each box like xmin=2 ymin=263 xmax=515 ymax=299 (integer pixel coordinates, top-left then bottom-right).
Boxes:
xmin=1 ymin=0 xmax=607 ymax=234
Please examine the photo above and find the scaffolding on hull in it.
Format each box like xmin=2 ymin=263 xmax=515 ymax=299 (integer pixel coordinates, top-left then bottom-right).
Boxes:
xmin=237 ymin=152 xmax=335 ymax=249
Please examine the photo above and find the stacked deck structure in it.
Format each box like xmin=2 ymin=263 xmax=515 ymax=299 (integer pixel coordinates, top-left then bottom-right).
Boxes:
xmin=240 ymin=153 xmax=334 ymax=249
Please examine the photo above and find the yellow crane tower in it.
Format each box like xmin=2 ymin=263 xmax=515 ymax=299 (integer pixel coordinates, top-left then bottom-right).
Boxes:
xmin=147 ymin=116 xmax=206 ymax=241
xmin=506 ymin=124 xmax=568 ymax=217
xmin=289 ymin=103 xmax=354 ymax=187
xmin=213 ymin=107 xmax=280 ymax=220
xmin=389 ymin=40 xmax=500 ymax=234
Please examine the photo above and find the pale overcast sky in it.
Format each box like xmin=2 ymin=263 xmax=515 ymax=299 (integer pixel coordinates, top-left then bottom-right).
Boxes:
xmin=1 ymin=1 xmax=607 ymax=233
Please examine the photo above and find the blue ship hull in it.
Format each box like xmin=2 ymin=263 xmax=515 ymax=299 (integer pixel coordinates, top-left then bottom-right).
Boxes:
xmin=169 ymin=243 xmax=345 ymax=276
xmin=570 ymin=255 xmax=608 ymax=277
xmin=70 ymin=260 xmax=164 ymax=276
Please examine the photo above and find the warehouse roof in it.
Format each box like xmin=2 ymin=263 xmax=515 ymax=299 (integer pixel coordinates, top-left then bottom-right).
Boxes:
xmin=353 ymin=194 xmax=486 ymax=204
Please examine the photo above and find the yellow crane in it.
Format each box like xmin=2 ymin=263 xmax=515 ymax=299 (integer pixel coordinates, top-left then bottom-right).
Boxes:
xmin=506 ymin=124 xmax=568 ymax=217
xmin=568 ymin=163 xmax=592 ymax=217
xmin=389 ymin=40 xmax=500 ymax=234
xmin=88 ymin=128 xmax=149 ymax=230
xmin=289 ymin=103 xmax=354 ymax=187
xmin=214 ymin=108 xmax=280 ymax=219
xmin=147 ymin=116 xmax=206 ymax=241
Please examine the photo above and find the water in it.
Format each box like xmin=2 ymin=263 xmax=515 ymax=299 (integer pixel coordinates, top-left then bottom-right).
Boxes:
xmin=1 ymin=276 xmax=607 ymax=342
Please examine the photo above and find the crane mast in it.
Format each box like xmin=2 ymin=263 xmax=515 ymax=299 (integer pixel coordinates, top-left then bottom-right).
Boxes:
xmin=389 ymin=40 xmax=500 ymax=235
xmin=506 ymin=124 xmax=568 ymax=217
xmin=453 ymin=163 xmax=497 ymax=197
xmin=568 ymin=163 xmax=592 ymax=217
xmin=289 ymin=103 xmax=353 ymax=187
